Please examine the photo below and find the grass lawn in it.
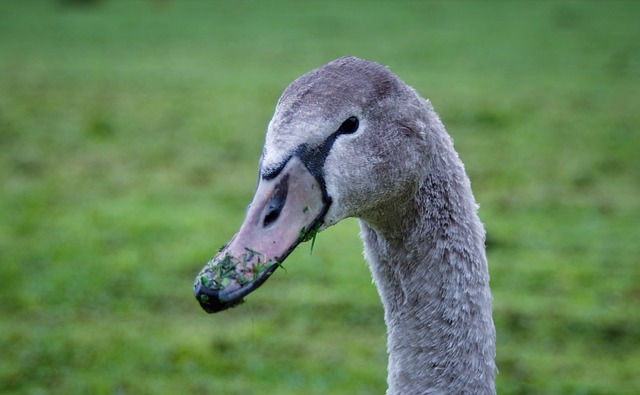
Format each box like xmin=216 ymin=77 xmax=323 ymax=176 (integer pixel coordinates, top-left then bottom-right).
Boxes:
xmin=1 ymin=1 xmax=639 ymax=394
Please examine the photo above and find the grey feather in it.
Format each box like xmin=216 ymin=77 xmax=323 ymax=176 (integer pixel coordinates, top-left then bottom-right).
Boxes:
xmin=263 ymin=56 xmax=496 ymax=394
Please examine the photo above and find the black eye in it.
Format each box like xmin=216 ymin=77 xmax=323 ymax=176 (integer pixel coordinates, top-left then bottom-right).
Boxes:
xmin=338 ymin=116 xmax=359 ymax=134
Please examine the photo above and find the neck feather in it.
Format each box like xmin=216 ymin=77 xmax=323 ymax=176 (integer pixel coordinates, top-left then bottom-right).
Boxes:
xmin=359 ymin=158 xmax=496 ymax=394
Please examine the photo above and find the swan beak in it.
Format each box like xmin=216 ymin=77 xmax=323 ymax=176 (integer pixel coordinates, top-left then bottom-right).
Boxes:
xmin=193 ymin=157 xmax=328 ymax=313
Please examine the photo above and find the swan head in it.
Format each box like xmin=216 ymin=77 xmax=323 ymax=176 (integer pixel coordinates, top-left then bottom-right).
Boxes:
xmin=194 ymin=56 xmax=431 ymax=312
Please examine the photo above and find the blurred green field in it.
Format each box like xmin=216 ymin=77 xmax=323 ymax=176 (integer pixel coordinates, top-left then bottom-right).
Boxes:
xmin=1 ymin=1 xmax=639 ymax=394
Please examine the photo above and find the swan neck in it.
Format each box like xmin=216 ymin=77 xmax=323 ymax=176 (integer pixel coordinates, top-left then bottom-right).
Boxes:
xmin=360 ymin=170 xmax=496 ymax=394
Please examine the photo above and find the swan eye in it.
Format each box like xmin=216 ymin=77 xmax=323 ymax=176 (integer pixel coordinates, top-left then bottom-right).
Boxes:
xmin=338 ymin=116 xmax=359 ymax=134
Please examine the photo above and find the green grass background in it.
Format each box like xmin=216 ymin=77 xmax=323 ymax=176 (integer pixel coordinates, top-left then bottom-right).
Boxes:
xmin=1 ymin=1 xmax=638 ymax=394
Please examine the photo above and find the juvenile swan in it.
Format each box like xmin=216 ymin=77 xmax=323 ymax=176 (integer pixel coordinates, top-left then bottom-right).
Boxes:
xmin=194 ymin=56 xmax=496 ymax=394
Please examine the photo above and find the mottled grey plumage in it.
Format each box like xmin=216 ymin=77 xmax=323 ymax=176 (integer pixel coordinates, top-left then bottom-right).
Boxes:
xmin=195 ymin=56 xmax=496 ymax=394
xmin=263 ymin=57 xmax=496 ymax=394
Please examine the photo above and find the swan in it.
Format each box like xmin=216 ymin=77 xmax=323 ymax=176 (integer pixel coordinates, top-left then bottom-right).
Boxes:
xmin=193 ymin=56 xmax=496 ymax=394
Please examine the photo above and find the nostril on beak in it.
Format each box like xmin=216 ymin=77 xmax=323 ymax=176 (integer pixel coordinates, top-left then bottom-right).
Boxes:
xmin=263 ymin=205 xmax=282 ymax=228
xmin=262 ymin=175 xmax=289 ymax=228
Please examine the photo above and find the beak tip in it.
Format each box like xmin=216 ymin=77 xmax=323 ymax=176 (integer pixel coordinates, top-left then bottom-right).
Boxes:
xmin=193 ymin=281 xmax=236 ymax=314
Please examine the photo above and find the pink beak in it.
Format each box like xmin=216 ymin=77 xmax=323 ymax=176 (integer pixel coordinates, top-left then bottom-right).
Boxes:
xmin=193 ymin=157 xmax=329 ymax=313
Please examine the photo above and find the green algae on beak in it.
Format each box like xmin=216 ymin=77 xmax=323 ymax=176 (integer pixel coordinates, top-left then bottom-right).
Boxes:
xmin=197 ymin=248 xmax=278 ymax=292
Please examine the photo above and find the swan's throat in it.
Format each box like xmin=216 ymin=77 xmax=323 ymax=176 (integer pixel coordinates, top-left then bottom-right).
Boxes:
xmin=359 ymin=174 xmax=496 ymax=394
